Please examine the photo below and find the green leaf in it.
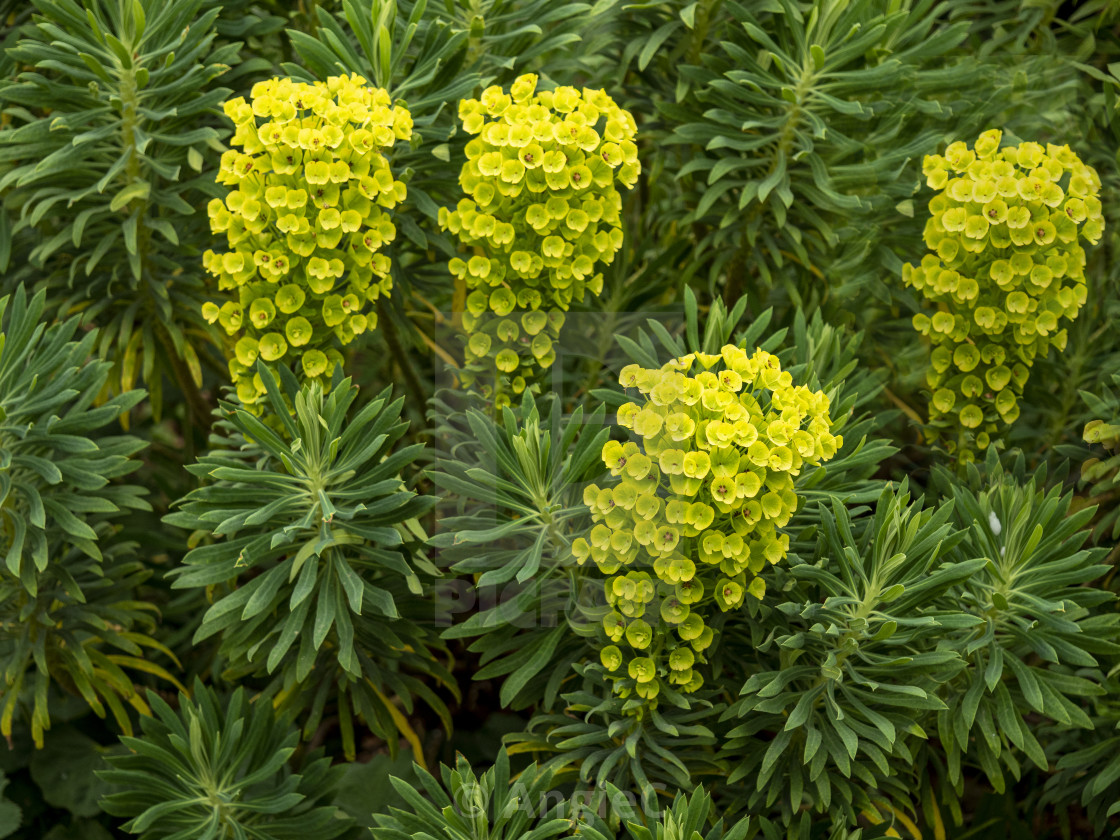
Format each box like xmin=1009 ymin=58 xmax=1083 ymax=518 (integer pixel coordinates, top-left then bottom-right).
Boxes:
xmin=638 ymin=21 xmax=678 ymax=71
xmin=0 ymin=773 xmax=21 ymax=839
xmin=378 ymin=24 xmax=392 ymax=86
xmin=333 ymin=753 xmax=416 ymax=828
xmin=30 ymin=728 xmax=122 ymax=818
xmin=499 ymin=627 xmax=565 ymax=707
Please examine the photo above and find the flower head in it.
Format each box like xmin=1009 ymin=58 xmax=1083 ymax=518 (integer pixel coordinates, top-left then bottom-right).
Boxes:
xmin=903 ymin=131 xmax=1102 ymax=456
xmin=204 ymin=74 xmax=410 ymax=408
xmin=442 ymin=76 xmax=639 ymax=384
xmin=583 ymin=345 xmax=839 ymax=709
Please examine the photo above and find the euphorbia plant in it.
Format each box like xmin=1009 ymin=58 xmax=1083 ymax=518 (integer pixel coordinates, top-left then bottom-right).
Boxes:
xmin=904 ymin=129 xmax=1104 ymax=459
xmin=203 ymin=73 xmax=412 ymax=407
xmin=164 ymin=362 xmax=453 ymax=759
xmin=100 ymin=680 xmax=350 ymax=840
xmin=0 ymin=285 xmax=172 ymax=746
xmin=0 ymin=0 xmax=236 ymax=420
xmin=439 ymin=73 xmax=639 ymax=399
xmin=575 ymin=344 xmax=841 ymax=706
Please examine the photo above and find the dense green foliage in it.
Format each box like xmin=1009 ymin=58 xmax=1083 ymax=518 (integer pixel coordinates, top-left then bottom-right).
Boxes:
xmin=99 ymin=680 xmax=349 ymax=839
xmin=2 ymin=2 xmax=1120 ymax=840
xmin=164 ymin=365 xmax=452 ymax=760
xmin=0 ymin=286 xmax=162 ymax=748
xmin=0 ymin=0 xmax=239 ymax=420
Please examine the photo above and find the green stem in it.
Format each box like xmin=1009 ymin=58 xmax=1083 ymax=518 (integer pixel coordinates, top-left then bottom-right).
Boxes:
xmin=376 ymin=298 xmax=428 ymax=422
xmin=120 ymin=52 xmax=212 ymax=440
xmin=539 ymin=505 xmax=567 ymax=554
xmin=463 ymin=0 xmax=486 ymax=69
xmin=118 ymin=59 xmax=150 ymax=285
xmin=158 ymin=324 xmax=211 ymax=459
xmin=726 ymin=52 xmax=815 ymax=302
xmin=805 ymin=582 xmax=880 ymax=692
xmin=684 ymin=0 xmax=723 ymax=67
xmin=491 ymin=368 xmax=505 ymax=420
xmin=955 ymin=426 xmax=968 ymax=479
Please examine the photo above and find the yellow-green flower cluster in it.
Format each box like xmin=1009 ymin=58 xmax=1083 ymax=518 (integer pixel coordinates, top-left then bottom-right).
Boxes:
xmin=201 ymin=74 xmax=411 ymax=405
xmin=438 ymin=74 xmax=638 ymax=382
xmin=573 ymin=346 xmax=841 ymax=705
xmin=459 ymin=308 xmax=566 ymax=400
xmin=1083 ymin=408 xmax=1120 ymax=534
xmin=904 ymin=129 xmax=1103 ymax=455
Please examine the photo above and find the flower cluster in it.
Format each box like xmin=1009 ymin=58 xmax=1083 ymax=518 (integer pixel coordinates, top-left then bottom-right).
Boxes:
xmin=904 ymin=130 xmax=1103 ymax=455
xmin=202 ymin=74 xmax=411 ymax=406
xmin=438 ymin=74 xmax=639 ymax=387
xmin=459 ymin=308 xmax=566 ymax=398
xmin=573 ymin=346 xmax=841 ymax=705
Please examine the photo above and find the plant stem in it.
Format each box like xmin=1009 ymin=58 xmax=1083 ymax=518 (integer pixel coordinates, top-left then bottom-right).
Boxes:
xmin=376 ymin=298 xmax=428 ymax=422
xmin=685 ymin=0 xmax=723 ymax=67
